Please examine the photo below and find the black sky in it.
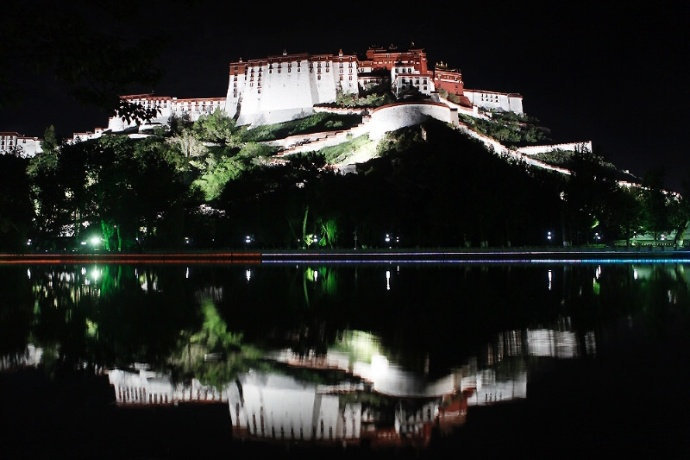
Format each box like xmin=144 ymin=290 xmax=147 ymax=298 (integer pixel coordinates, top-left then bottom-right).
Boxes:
xmin=2 ymin=0 xmax=688 ymax=189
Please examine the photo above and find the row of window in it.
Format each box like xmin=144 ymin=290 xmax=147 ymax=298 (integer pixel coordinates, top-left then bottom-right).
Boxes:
xmin=399 ymin=78 xmax=428 ymax=84
xmin=479 ymin=94 xmax=501 ymax=102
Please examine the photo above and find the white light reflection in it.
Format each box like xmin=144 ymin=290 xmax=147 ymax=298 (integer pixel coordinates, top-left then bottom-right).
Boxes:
xmin=27 ymin=268 xmax=31 ymax=280
xmin=386 ymin=270 xmax=391 ymax=291
xmin=633 ymin=268 xmax=638 ymax=280
xmin=185 ymin=267 xmax=189 ymax=279
xmin=547 ymin=270 xmax=552 ymax=291
xmin=370 ymin=354 xmax=389 ymax=380
xmin=595 ymin=265 xmax=602 ymax=280
xmin=245 ymin=269 xmax=252 ymax=282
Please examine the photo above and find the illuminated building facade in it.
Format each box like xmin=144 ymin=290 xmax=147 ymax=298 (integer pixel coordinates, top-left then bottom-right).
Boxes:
xmin=0 ymin=131 xmax=42 ymax=157
xmin=226 ymin=49 xmax=360 ymax=126
xmin=104 ymin=44 xmax=523 ymax=133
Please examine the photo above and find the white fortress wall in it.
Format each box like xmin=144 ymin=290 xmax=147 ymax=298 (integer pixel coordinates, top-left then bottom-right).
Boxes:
xmin=334 ymin=57 xmax=359 ymax=95
xmin=107 ymin=96 xmax=224 ymax=132
xmin=464 ymin=90 xmax=523 ymax=114
xmin=239 ymin=59 xmax=315 ymax=125
xmin=466 ymin=371 xmax=528 ymax=406
xmin=275 ymin=121 xmax=371 ymax=156
xmin=313 ymin=106 xmax=367 ymax=116
xmin=516 ymin=141 xmax=593 ymax=155
xmin=527 ymin=329 xmax=579 ymax=358
xmin=311 ymin=59 xmax=338 ymax=106
xmin=1 ymin=132 xmax=43 ymax=157
xmin=438 ymin=95 xmax=484 ymax=118
xmin=456 ymin=122 xmax=573 ymax=176
xmin=229 ymin=371 xmax=350 ymax=440
xmin=0 ymin=344 xmax=43 ymax=370
xmin=107 ymin=368 xmax=227 ymax=405
xmin=225 ymin=65 xmax=246 ymax=120
xmin=368 ymin=102 xmax=459 ymax=140
xmin=171 ymin=98 xmax=224 ymax=122
xmin=229 ymin=53 xmax=358 ymax=127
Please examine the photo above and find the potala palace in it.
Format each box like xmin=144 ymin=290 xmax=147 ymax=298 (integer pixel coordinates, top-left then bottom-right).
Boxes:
xmin=2 ymin=44 xmax=593 ymax=175
xmin=105 ymin=45 xmax=524 ymax=132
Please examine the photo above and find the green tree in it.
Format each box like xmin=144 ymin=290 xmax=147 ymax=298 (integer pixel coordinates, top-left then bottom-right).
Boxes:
xmin=193 ymin=109 xmax=238 ymax=145
xmin=641 ymin=169 xmax=671 ymax=242
xmin=0 ymin=155 xmax=33 ymax=250
xmin=40 ymin=125 xmax=59 ymax=154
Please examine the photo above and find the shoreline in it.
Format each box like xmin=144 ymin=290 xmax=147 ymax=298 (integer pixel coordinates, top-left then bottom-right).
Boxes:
xmin=1 ymin=247 xmax=690 ymax=264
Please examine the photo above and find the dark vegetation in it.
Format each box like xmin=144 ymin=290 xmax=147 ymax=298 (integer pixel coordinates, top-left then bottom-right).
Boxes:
xmin=1 ymin=110 xmax=688 ymax=252
xmin=532 ymin=149 xmax=639 ymax=183
xmin=238 ymin=112 xmax=363 ymax=142
xmin=459 ymin=112 xmax=550 ymax=146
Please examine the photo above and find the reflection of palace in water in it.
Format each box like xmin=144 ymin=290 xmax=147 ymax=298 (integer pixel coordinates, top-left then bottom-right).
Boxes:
xmin=4 ymin=262 xmax=686 ymax=453
xmin=102 ymin=324 xmax=593 ymax=447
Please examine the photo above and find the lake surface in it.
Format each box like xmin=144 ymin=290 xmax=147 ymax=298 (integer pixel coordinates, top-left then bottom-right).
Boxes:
xmin=1 ymin=262 xmax=688 ymax=458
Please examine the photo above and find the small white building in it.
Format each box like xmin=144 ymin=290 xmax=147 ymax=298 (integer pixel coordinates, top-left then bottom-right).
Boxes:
xmin=106 ymin=95 xmax=225 ymax=132
xmin=67 ymin=127 xmax=106 ymax=144
xmin=0 ymin=131 xmax=43 ymax=157
xmin=463 ymin=89 xmax=524 ymax=114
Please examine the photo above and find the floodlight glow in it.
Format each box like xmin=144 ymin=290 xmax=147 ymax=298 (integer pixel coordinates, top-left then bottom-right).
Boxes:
xmin=371 ymin=354 xmax=389 ymax=379
xmin=89 ymin=236 xmax=101 ymax=246
xmin=547 ymin=269 xmax=552 ymax=290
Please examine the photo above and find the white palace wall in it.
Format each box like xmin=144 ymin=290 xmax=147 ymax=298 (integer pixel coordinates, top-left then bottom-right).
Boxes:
xmin=108 ymin=97 xmax=225 ymax=132
xmin=368 ymin=102 xmax=460 ymax=140
xmin=0 ymin=132 xmax=42 ymax=157
xmin=516 ymin=141 xmax=593 ymax=155
xmin=226 ymin=56 xmax=359 ymax=127
xmin=228 ymin=371 xmax=358 ymax=441
xmin=464 ymin=90 xmax=523 ymax=114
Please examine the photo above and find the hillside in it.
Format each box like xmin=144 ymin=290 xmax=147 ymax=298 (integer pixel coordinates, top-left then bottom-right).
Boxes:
xmin=1 ymin=108 xmax=686 ymax=252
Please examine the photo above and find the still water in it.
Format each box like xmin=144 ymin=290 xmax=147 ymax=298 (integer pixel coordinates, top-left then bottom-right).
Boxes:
xmin=1 ymin=262 xmax=688 ymax=458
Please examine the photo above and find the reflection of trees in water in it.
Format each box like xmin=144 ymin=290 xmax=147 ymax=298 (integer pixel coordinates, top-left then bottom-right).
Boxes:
xmin=2 ymin=263 xmax=689 ymax=386
xmin=560 ymin=264 xmax=690 ymax=334
xmin=3 ymin=265 xmax=200 ymax=373
xmin=0 ymin=267 xmax=33 ymax=356
xmin=170 ymin=297 xmax=264 ymax=389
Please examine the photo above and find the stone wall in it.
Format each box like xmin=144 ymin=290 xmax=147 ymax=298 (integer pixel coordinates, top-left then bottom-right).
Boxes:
xmin=368 ymin=102 xmax=459 ymax=140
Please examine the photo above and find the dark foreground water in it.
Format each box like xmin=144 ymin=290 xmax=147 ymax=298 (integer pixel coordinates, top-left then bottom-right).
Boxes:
xmin=1 ymin=262 xmax=689 ymax=458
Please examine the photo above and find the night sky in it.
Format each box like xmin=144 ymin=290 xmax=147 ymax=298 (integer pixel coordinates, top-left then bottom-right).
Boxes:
xmin=2 ymin=0 xmax=688 ymax=189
